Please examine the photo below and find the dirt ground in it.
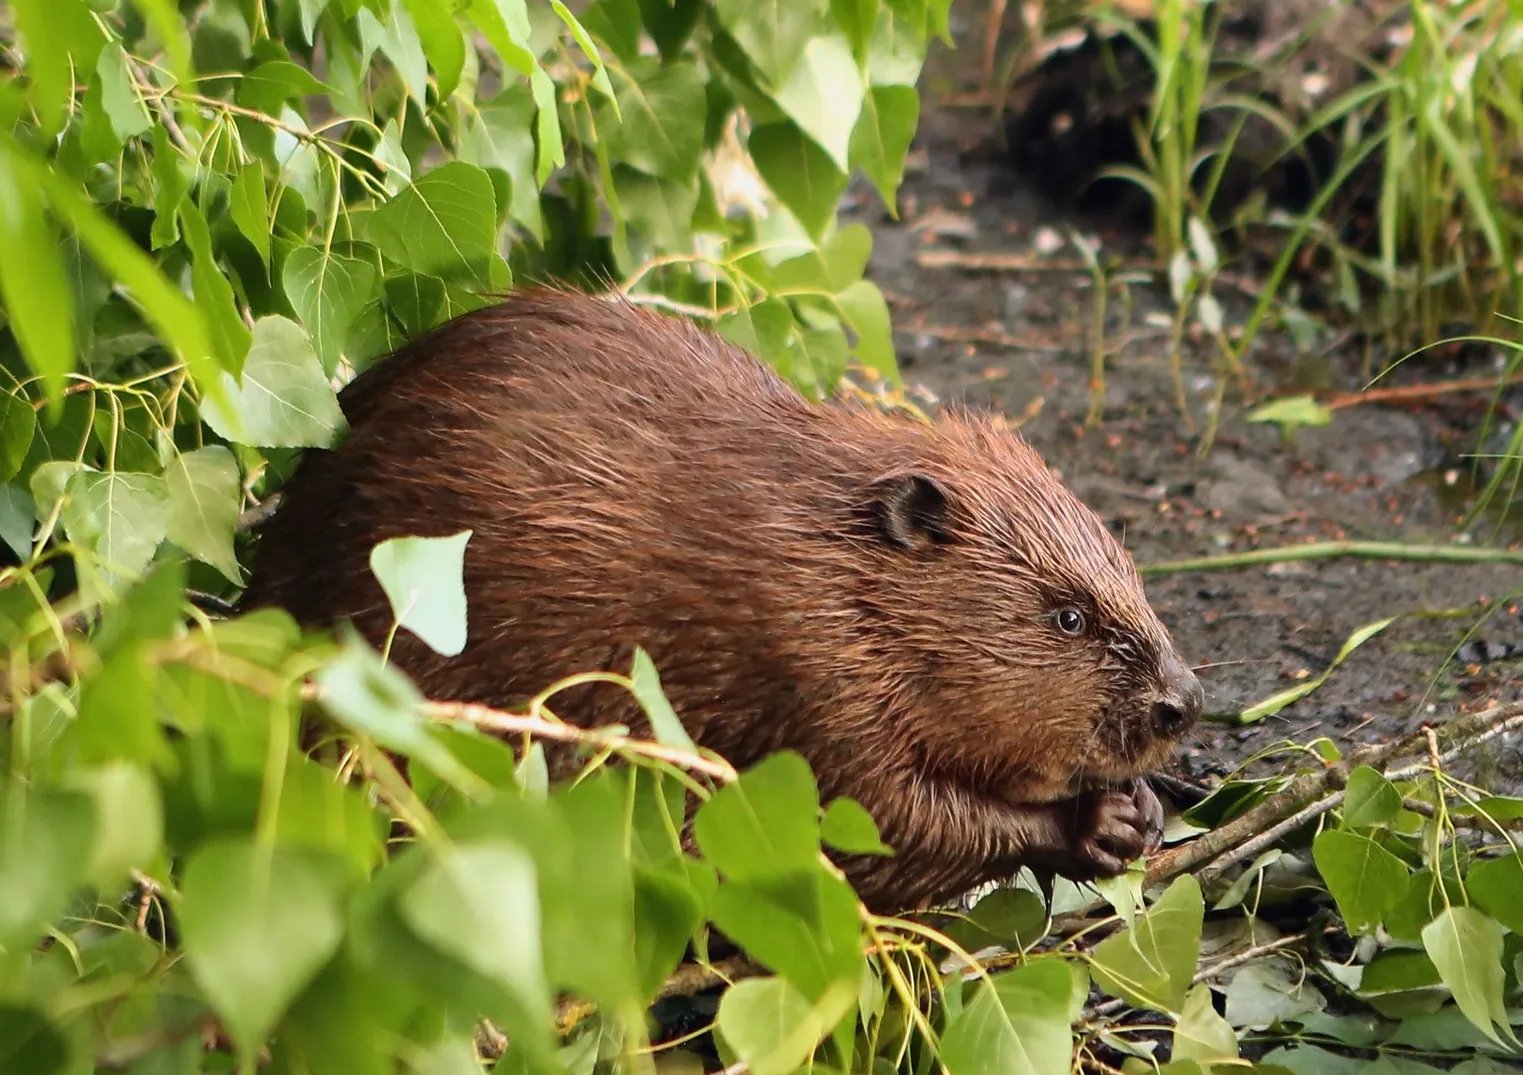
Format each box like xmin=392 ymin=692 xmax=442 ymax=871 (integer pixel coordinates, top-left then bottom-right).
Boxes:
xmin=842 ymin=28 xmax=1523 ymax=790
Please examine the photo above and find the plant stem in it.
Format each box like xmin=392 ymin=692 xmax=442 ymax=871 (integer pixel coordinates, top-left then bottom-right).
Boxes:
xmin=1141 ymin=540 xmax=1523 ymax=576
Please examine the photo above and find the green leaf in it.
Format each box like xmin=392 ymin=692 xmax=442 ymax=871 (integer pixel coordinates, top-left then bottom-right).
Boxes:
xmin=149 ymin=127 xmax=190 ymax=250
xmin=1247 ymin=394 xmax=1335 ymax=432
xmin=1421 ymin=907 xmax=1515 ymax=1046
xmin=165 ymin=445 xmax=244 ymax=584
xmin=629 ymin=648 xmax=697 ymax=752
xmin=767 ymin=224 xmax=871 ymax=292
xmin=940 ymin=961 xmax=1073 ymax=1075
xmin=459 ymin=86 xmax=544 ymax=241
xmin=0 ymin=392 xmax=37 ymax=482
xmin=820 ymin=797 xmax=891 ymax=855
xmin=716 ymin=975 xmax=856 ymax=1075
xmin=772 ymin=35 xmax=863 ymax=170
xmin=0 ymin=785 xmax=96 ymax=951
xmin=283 ymin=244 xmax=380 ymax=375
xmin=718 ymin=300 xmax=794 ymax=367
xmin=95 ymin=43 xmax=153 ymax=142
xmin=1089 ymin=874 xmax=1204 ymax=1013
xmin=313 ymin=637 xmax=486 ymax=795
xmin=832 ymin=0 xmax=879 ymax=58
xmin=750 ymin=123 xmax=849 ymax=241
xmin=0 ymin=484 xmax=32 ymax=559
xmin=370 ymin=162 xmax=500 ymax=289
xmin=1223 ymin=957 xmax=1327 ymax=1030
xmin=953 ymin=887 xmax=1049 ymax=950
xmin=463 ymin=0 xmax=566 ymax=185
xmin=236 ymin=60 xmax=330 ymax=115
xmin=1312 ymin=829 xmax=1409 ymax=934
xmin=551 ymin=0 xmax=617 ymax=110
xmin=1173 ymin=983 xmax=1238 ymax=1065
xmin=711 ymin=872 xmax=862 ymax=999
xmin=634 ymin=0 xmax=702 ymax=61
xmin=10 ymin=0 xmax=107 ymax=135
xmin=230 ymin=164 xmax=272 ymax=266
xmin=598 ymin=59 xmax=705 ymax=182
xmin=358 ymin=4 xmax=429 ymax=103
xmin=711 ymin=0 xmax=824 ymax=85
xmin=694 ymin=751 xmax=820 ymax=879
xmin=400 ymin=841 xmax=552 ymax=1024
xmin=1358 ymin=949 xmax=1445 ymax=1018
xmin=0 ymin=1007 xmax=71 ymax=1075
xmin=532 ymin=781 xmax=640 ymax=1007
xmin=59 ymin=470 xmax=172 ymax=601
xmin=383 ymin=272 xmax=447 ymax=336
xmin=1342 ymin=766 xmax=1403 ymax=829
xmin=1469 ymin=853 xmax=1523 ymax=935
xmin=403 ymin=0 xmax=467 ymax=99
xmin=468 ymin=0 xmax=537 ymax=75
xmin=73 ymin=649 xmax=170 ymax=766
xmin=631 ymin=868 xmax=703 ymax=999
xmin=276 ymin=759 xmax=385 ymax=877
xmin=22 ymin=143 xmax=221 ymax=407
xmin=296 ymin=0 xmax=329 ymax=41
xmin=613 ymin=169 xmax=698 ymax=252
xmin=180 ymin=199 xmax=253 ymax=377
xmin=0 ymin=145 xmax=76 ymax=409
xmin=849 ymin=83 xmax=918 ymax=210
xmin=836 ymin=279 xmax=896 ymax=378
xmin=528 ymin=68 xmax=565 ymax=185
xmin=180 ymin=841 xmax=346 ymax=1052
xmin=368 ymin=529 xmax=474 ymax=657
xmin=67 ymin=762 xmax=163 ymax=892
xmin=1237 ymin=616 xmax=1396 ymax=724
xmin=201 ymin=316 xmax=345 ymax=449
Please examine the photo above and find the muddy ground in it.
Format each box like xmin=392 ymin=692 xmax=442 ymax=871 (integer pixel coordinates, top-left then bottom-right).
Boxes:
xmin=842 ymin=28 xmax=1523 ymax=790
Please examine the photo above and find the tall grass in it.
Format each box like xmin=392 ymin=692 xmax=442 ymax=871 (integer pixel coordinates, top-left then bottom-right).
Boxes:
xmin=1118 ymin=0 xmax=1523 ymax=353
xmin=1059 ymin=0 xmax=1523 ymax=508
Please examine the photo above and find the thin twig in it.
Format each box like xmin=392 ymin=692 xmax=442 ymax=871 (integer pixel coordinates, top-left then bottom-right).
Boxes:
xmin=902 ymin=322 xmax=1072 ymax=354
xmin=654 ymin=954 xmax=765 ymax=1001
xmin=419 ymin=698 xmax=739 ymax=785
xmin=1141 ymin=540 xmax=1523 ymax=576
xmin=1083 ymin=929 xmax=1319 ymax=1021
xmin=1195 ymin=793 xmax=1342 ymax=889
xmin=1147 ymin=700 xmax=1523 ymax=887
xmin=1325 ymin=369 xmax=1523 ymax=411
xmin=237 ymin=494 xmax=282 ymax=532
xmin=914 ymin=249 xmax=1148 ymax=274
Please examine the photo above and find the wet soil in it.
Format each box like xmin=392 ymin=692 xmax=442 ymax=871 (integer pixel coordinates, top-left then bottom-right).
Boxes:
xmin=843 ymin=26 xmax=1523 ymax=789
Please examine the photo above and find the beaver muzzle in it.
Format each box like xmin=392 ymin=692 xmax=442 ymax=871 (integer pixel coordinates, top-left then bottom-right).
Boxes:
xmin=1147 ymin=651 xmax=1205 ymax=740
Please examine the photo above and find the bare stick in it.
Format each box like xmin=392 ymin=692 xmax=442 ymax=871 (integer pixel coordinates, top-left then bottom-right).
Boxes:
xmin=420 ymin=699 xmax=739 ymax=785
xmin=1141 ymin=540 xmax=1523 ymax=576
xmin=1147 ymin=700 xmax=1523 ymax=887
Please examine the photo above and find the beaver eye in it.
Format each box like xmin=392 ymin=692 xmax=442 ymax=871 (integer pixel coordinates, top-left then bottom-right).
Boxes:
xmin=1055 ymin=607 xmax=1087 ymax=636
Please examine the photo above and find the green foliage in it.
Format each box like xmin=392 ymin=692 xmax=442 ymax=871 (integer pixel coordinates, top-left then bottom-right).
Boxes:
xmin=3 ymin=0 xmax=1523 ymax=1070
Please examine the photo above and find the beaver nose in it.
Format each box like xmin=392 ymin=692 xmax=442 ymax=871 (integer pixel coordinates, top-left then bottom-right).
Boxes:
xmin=1150 ymin=654 xmax=1204 ymax=738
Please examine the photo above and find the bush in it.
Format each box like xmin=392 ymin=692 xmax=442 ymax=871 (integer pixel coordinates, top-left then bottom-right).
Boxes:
xmin=4 ymin=0 xmax=1523 ymax=1072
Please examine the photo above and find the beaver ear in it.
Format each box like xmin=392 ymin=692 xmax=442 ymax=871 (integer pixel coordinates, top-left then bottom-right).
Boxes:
xmin=871 ymin=473 xmax=951 ymax=549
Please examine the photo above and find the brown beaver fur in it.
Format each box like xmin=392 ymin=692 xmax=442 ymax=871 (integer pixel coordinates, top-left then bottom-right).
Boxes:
xmin=243 ymin=289 xmax=1203 ymax=912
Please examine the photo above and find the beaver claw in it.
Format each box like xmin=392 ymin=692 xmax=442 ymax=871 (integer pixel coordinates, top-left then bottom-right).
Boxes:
xmin=1054 ymin=777 xmax=1166 ymax=881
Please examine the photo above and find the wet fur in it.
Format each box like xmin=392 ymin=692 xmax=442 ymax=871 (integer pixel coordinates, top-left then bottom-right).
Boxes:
xmin=244 ymin=289 xmax=1199 ymax=911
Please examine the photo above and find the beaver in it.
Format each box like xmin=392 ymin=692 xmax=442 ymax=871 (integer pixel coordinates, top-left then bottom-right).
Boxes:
xmin=243 ymin=288 xmax=1203 ymax=912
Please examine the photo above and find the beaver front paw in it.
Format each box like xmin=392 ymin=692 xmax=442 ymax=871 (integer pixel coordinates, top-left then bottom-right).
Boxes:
xmin=1055 ymin=777 xmax=1166 ymax=881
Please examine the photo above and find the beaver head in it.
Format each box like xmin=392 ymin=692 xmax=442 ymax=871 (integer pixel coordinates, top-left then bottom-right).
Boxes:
xmin=842 ymin=408 xmax=1202 ymax=807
